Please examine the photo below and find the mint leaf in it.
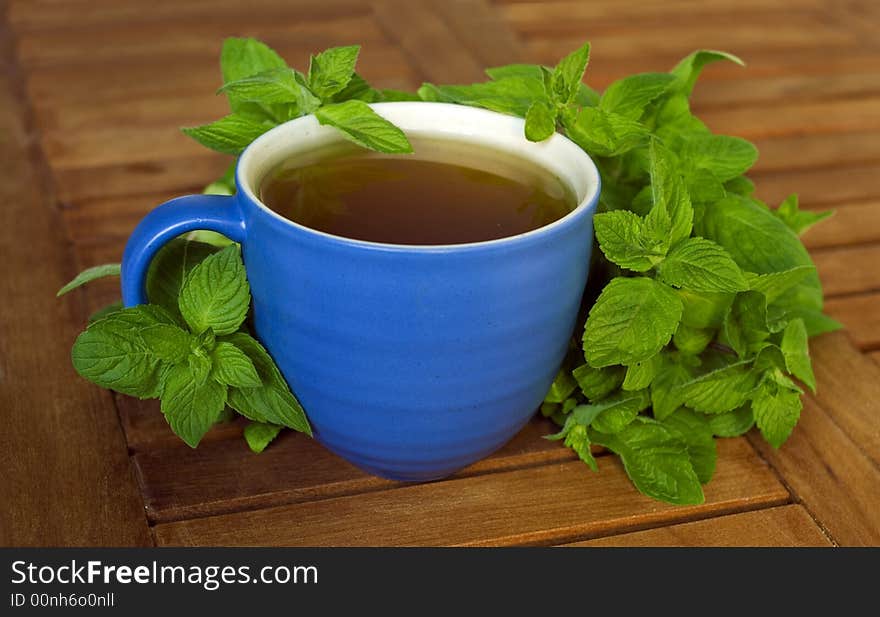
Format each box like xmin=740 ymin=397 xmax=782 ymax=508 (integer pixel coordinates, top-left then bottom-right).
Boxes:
xmin=572 ymin=364 xmax=625 ymax=401
xmin=561 ymin=106 xmax=648 ymax=157
xmin=140 ymin=324 xmax=193 ymax=364
xmin=244 ymin=421 xmax=283 ymax=453
xmin=547 ymin=418 xmax=598 ymax=471
xmin=723 ymin=291 xmax=769 ymax=357
xmin=420 ymin=77 xmax=546 ymax=117
xmin=671 ymin=49 xmax=744 ymax=96
xmin=71 ymin=305 xmax=175 ymax=398
xmin=160 ymin=358 xmax=227 ymax=448
xmin=224 ymin=332 xmax=312 ymax=435
xmin=315 ymin=100 xmax=413 ymax=154
xmin=549 ymin=41 xmax=590 ymax=104
xmin=334 ymin=73 xmax=382 ymax=102
xmin=661 ymin=408 xmax=716 ymax=483
xmin=599 ymin=73 xmax=675 ymax=120
xmin=745 ymin=265 xmax=815 ymax=303
xmin=377 ymin=87 xmax=419 ymax=102
xmin=593 ymin=210 xmax=667 ymax=272
xmin=147 ymin=239 xmax=220 ymax=319
xmin=221 ymin=37 xmax=287 ymax=85
xmin=178 ymin=245 xmax=250 ymax=336
xmin=524 ymin=100 xmax=557 ymax=141
xmin=583 ymin=277 xmax=683 ymax=368
xmin=676 ymin=288 xmax=734 ymax=329
xmin=696 ymin=195 xmax=822 ymax=312
xmin=685 ymin=167 xmax=725 ymax=204
xmin=590 ymin=389 xmax=651 ymax=434
xmin=781 ymin=319 xmax=816 ymax=392
xmin=752 ymin=373 xmax=803 ymax=448
xmin=658 ymin=237 xmax=748 ymax=293
xmin=673 ymin=323 xmax=714 ymax=355
xmin=182 ymin=113 xmax=270 ymax=155
xmin=308 ymin=45 xmax=360 ymax=99
xmin=57 ymin=263 xmax=121 ymax=297
xmin=591 ymin=418 xmax=704 ymax=505
xmin=681 ymin=134 xmax=758 ymax=182
xmin=485 ymin=63 xmax=544 ymax=81
xmin=796 ymin=310 xmax=843 ymax=337
xmin=89 ymin=301 xmax=124 ymax=324
xmin=709 ymin=405 xmax=755 ymax=437
xmin=651 ymin=356 xmax=696 ymax=420
xmin=775 ymin=194 xmax=834 ymax=236
xmin=676 ymin=360 xmax=756 ymax=414
xmin=219 ymin=68 xmax=321 ymax=115
xmin=725 ymin=176 xmax=755 ymax=197
xmin=202 ymin=162 xmax=237 ymax=198
xmin=544 ymin=367 xmax=578 ymax=403
xmin=647 ymin=140 xmax=693 ymax=247
xmin=623 ymin=354 xmax=661 ymax=391
xmin=220 ymin=37 xmax=288 ymax=120
xmin=211 ymin=341 xmax=261 ymax=388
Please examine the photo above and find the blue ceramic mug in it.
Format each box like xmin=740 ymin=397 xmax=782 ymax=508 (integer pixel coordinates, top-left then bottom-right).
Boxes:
xmin=121 ymin=102 xmax=600 ymax=481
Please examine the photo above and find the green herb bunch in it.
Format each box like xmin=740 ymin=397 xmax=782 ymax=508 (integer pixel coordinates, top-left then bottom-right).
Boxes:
xmin=60 ymin=38 xmax=837 ymax=504
xmin=60 ymin=241 xmax=310 ymax=451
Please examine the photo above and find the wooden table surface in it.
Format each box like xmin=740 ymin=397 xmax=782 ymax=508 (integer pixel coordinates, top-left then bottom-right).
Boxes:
xmin=1 ymin=0 xmax=878 ymax=547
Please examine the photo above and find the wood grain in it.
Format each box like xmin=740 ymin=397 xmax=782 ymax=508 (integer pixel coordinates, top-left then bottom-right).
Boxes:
xmin=372 ymin=0 xmax=487 ymax=83
xmin=808 ymin=332 xmax=880 ymax=467
xmin=134 ymin=416 xmax=575 ymax=523
xmin=152 ymin=438 xmax=788 ymax=546
xmin=563 ymin=505 xmax=832 ymax=547
xmin=749 ymin=396 xmax=880 ymax=546
xmin=0 ymin=18 xmax=150 ymax=546
xmin=800 ymin=201 xmax=880 ymax=250
xmin=824 ymin=293 xmax=880 ymax=350
xmin=814 ymin=243 xmax=880 ymax=297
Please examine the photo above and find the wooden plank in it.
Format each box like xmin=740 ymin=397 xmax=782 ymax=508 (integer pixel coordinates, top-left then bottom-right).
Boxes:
xmin=15 ymin=15 xmax=387 ymax=68
xmin=753 ymin=163 xmax=880 ymax=209
xmin=9 ymin=0 xmax=369 ymax=31
xmin=372 ymin=0 xmax=487 ymax=83
xmin=692 ymin=73 xmax=880 ymax=110
xmin=872 ymin=351 xmax=880 ymax=367
xmin=22 ymin=46 xmax=418 ymax=108
xmin=564 ymin=505 xmax=832 ymax=547
xmin=801 ymin=201 xmax=880 ymax=250
xmin=808 ymin=331 xmax=880 ymax=467
xmin=524 ymin=45 xmax=880 ymax=90
xmin=824 ymin=293 xmax=880 ymax=350
xmin=814 ymin=243 xmax=880 ymax=298
xmin=499 ymin=0 xmax=828 ymax=26
xmin=749 ymin=396 xmax=880 ymax=546
xmin=152 ymin=438 xmax=788 ymax=546
xmin=700 ymin=98 xmax=880 ymax=141
xmin=134 ymin=417 xmax=573 ymax=523
xmin=524 ymin=24 xmax=857 ymax=64
xmin=431 ymin=0 xmax=524 ymax=68
xmin=0 ymin=17 xmax=150 ymax=546
xmin=751 ymin=133 xmax=880 ymax=175
xmin=54 ymin=155 xmax=229 ymax=204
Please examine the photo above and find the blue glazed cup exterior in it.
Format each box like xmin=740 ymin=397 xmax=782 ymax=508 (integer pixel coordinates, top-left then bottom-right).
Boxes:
xmin=121 ymin=103 xmax=600 ymax=481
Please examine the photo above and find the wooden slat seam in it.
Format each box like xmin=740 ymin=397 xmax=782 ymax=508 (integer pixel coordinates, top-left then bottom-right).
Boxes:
xmin=456 ymin=492 xmax=792 ymax=546
xmin=740 ymin=432 xmax=840 ymax=546
xmin=141 ymin=448 xmax=599 ymax=525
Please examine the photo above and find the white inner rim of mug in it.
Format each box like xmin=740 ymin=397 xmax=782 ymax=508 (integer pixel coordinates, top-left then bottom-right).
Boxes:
xmin=237 ymin=102 xmax=601 ymax=251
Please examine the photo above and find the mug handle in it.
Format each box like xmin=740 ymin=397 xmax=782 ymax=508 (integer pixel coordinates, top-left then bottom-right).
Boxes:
xmin=121 ymin=194 xmax=247 ymax=306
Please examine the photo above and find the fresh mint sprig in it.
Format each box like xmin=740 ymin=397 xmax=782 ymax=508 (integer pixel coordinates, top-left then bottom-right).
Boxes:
xmin=68 ymin=244 xmax=310 ymax=449
xmin=59 ymin=38 xmax=840 ymax=505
